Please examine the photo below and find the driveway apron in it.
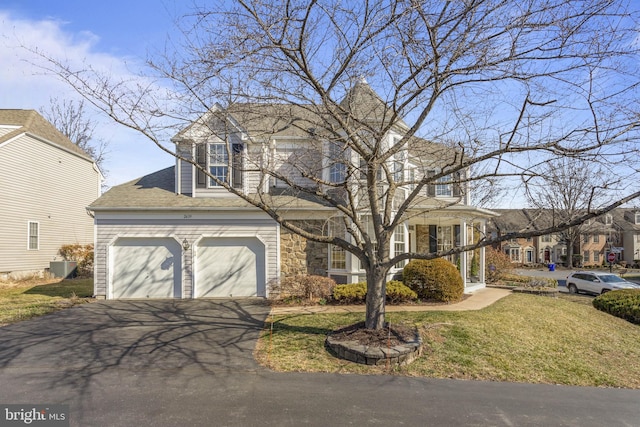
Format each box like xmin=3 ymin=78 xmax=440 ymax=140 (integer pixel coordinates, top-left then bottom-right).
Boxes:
xmin=0 ymin=299 xmax=270 ymax=375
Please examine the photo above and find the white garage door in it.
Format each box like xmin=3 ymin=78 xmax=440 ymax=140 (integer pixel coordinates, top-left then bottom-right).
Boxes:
xmin=195 ymin=237 xmax=265 ymax=298
xmin=111 ymin=238 xmax=182 ymax=299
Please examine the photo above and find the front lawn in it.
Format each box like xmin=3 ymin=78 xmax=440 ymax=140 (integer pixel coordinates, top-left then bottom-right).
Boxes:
xmin=0 ymin=278 xmax=94 ymax=326
xmin=256 ymin=293 xmax=640 ymax=388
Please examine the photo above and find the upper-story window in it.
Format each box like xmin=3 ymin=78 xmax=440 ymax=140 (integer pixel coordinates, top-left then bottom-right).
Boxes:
xmin=427 ymin=170 xmax=462 ymax=198
xmin=541 ymin=234 xmax=552 ymax=243
xmin=329 ymin=143 xmax=347 ymax=183
xmin=605 ymin=214 xmax=613 ymax=225
xmin=209 ymin=143 xmax=229 ymax=186
xmin=195 ymin=142 xmax=243 ymax=189
xmin=393 ymin=151 xmax=405 ymax=182
xmin=436 ymin=175 xmax=452 ymax=197
xmin=635 ymin=212 xmax=640 ymax=225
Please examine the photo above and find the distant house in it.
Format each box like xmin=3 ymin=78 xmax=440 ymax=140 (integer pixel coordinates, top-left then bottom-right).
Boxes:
xmin=489 ymin=209 xmax=620 ymax=267
xmin=610 ymin=209 xmax=640 ymax=267
xmin=0 ymin=110 xmax=102 ymax=278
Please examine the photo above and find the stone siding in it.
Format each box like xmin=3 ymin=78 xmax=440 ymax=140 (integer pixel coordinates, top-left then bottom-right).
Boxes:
xmin=280 ymin=220 xmax=328 ymax=277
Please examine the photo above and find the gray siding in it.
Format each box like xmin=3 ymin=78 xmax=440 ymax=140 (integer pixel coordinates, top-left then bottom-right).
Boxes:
xmin=94 ymin=214 xmax=279 ymax=298
xmin=0 ymin=133 xmax=100 ymax=273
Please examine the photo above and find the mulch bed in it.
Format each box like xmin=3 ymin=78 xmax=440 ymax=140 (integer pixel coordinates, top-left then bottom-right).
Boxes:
xmin=329 ymin=321 xmax=417 ymax=347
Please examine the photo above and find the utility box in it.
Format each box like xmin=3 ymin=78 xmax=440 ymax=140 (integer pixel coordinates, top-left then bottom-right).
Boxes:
xmin=49 ymin=261 xmax=78 ymax=279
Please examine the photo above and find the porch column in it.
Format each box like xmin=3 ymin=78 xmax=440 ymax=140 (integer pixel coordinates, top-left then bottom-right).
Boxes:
xmin=460 ymin=219 xmax=468 ymax=289
xmin=479 ymin=220 xmax=486 ymax=283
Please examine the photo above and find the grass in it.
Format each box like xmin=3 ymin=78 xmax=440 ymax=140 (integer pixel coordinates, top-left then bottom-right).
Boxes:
xmin=256 ymin=293 xmax=640 ymax=388
xmin=0 ymin=277 xmax=94 ymax=326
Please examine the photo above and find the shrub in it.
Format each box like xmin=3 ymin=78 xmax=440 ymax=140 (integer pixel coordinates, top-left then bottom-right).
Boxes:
xmin=385 ymin=280 xmax=418 ymax=304
xmin=500 ymin=274 xmax=558 ymax=288
xmin=485 ymin=247 xmax=513 ymax=283
xmin=270 ymin=275 xmax=336 ymax=302
xmin=402 ymin=258 xmax=464 ymax=303
xmin=332 ymin=282 xmax=367 ymax=304
xmin=332 ymin=281 xmax=419 ymax=305
xmin=58 ymin=244 xmax=94 ymax=277
xmin=592 ymin=289 xmax=640 ymax=325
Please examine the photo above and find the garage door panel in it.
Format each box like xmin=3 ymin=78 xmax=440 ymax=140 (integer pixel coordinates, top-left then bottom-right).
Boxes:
xmin=196 ymin=237 xmax=265 ymax=298
xmin=112 ymin=238 xmax=181 ymax=299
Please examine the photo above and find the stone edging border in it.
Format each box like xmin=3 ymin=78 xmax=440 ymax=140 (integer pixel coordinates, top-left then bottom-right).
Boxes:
xmin=325 ymin=331 xmax=423 ymax=366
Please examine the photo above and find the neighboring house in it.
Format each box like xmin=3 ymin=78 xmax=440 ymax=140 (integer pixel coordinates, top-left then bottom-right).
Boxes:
xmin=89 ymin=81 xmax=497 ymax=300
xmin=610 ymin=209 xmax=640 ymax=267
xmin=490 ymin=209 xmax=619 ymax=267
xmin=0 ymin=109 xmax=102 ymax=278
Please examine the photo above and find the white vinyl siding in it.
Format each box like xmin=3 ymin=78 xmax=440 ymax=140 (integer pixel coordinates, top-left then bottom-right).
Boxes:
xmin=0 ymin=133 xmax=99 ymax=273
xmin=93 ymin=213 xmax=278 ymax=299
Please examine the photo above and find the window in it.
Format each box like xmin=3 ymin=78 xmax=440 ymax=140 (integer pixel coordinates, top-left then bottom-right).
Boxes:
xmin=593 ymin=251 xmax=600 ymax=263
xmin=328 ymin=218 xmax=346 ymax=270
xmin=329 ymin=143 xmax=347 ymax=183
xmin=635 ymin=234 xmax=640 ymax=243
xmin=437 ymin=226 xmax=453 ymax=252
xmin=393 ymin=151 xmax=405 ymax=182
xmin=435 ymin=175 xmax=452 ymax=197
xmin=583 ymin=251 xmax=590 ymax=262
xmin=209 ymin=143 xmax=229 ymax=186
xmin=541 ymin=235 xmax=552 ymax=243
xmin=27 ymin=221 xmax=39 ymax=250
xmin=635 ymin=212 xmax=640 ymax=225
xmin=393 ymin=225 xmax=406 ymax=268
xmin=593 ymin=235 xmax=600 ymax=243
xmin=605 ymin=214 xmax=613 ymax=225
xmin=583 ymin=235 xmax=589 ymax=244
xmin=507 ymin=247 xmax=520 ymax=262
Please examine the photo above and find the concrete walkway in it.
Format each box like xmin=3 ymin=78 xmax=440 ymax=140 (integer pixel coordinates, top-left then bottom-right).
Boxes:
xmin=270 ymin=286 xmax=512 ymax=315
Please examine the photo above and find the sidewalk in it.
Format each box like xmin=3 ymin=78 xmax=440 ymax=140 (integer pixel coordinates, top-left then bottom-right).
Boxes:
xmin=269 ymin=287 xmax=512 ymax=315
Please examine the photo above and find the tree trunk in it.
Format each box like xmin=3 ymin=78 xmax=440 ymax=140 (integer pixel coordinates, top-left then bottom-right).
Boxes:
xmin=566 ymin=239 xmax=574 ymax=268
xmin=365 ymin=267 xmax=387 ymax=330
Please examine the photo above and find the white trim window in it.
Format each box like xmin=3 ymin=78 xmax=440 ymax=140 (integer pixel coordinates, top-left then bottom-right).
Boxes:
xmin=328 ymin=218 xmax=346 ymax=270
xmin=583 ymin=250 xmax=590 ymax=263
xmin=435 ymin=175 xmax=452 ymax=197
xmin=593 ymin=235 xmax=600 ymax=243
xmin=328 ymin=143 xmax=347 ymax=183
xmin=393 ymin=224 xmax=407 ymax=268
xmin=605 ymin=214 xmax=613 ymax=225
xmin=27 ymin=221 xmax=39 ymax=250
xmin=593 ymin=251 xmax=600 ymax=263
xmin=209 ymin=143 xmax=229 ymax=186
xmin=635 ymin=212 xmax=640 ymax=225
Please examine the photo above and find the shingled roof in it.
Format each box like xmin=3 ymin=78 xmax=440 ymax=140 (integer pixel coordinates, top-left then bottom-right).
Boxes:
xmin=0 ymin=109 xmax=92 ymax=160
xmin=89 ymin=166 xmax=332 ymax=211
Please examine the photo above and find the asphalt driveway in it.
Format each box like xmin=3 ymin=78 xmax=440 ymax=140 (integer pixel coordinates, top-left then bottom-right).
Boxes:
xmin=1 ymin=299 xmax=639 ymax=426
xmin=0 ymin=299 xmax=269 ymax=381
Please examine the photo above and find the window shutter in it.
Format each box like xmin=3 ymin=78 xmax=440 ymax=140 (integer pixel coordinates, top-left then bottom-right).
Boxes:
xmin=453 ymin=171 xmax=462 ymax=197
xmin=196 ymin=144 xmax=207 ymax=188
xmin=232 ymin=144 xmax=243 ymax=188
xmin=427 ymin=170 xmax=436 ymax=197
xmin=429 ymin=225 xmax=437 ymax=253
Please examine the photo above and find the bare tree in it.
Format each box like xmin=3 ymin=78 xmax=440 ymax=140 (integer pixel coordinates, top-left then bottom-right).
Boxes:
xmin=525 ymin=158 xmax=619 ymax=267
xmin=40 ymin=97 xmax=108 ymax=175
xmin=32 ymin=1 xmax=640 ymax=329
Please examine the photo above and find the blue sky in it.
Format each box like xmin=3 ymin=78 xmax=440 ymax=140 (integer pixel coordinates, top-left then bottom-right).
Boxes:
xmin=0 ymin=1 xmax=194 ymax=188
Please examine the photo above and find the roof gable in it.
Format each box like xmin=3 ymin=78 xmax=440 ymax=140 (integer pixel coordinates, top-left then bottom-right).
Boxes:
xmin=0 ymin=109 xmax=92 ymax=160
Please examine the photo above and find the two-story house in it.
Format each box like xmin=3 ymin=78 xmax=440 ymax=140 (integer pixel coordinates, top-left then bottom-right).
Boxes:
xmin=0 ymin=109 xmax=102 ymax=278
xmin=89 ymin=82 xmax=496 ymax=299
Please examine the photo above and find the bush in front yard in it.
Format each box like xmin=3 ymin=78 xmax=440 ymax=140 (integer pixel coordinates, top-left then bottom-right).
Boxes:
xmin=485 ymin=247 xmax=513 ymax=283
xmin=270 ymin=275 xmax=336 ymax=303
xmin=385 ymin=280 xmax=418 ymax=304
xmin=402 ymin=258 xmax=463 ymax=303
xmin=592 ymin=289 xmax=640 ymax=325
xmin=332 ymin=282 xmax=367 ymax=304
xmin=58 ymin=244 xmax=94 ymax=277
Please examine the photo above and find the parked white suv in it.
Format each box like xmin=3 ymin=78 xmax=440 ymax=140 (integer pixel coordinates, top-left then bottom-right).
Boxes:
xmin=566 ymin=271 xmax=639 ymax=295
